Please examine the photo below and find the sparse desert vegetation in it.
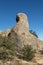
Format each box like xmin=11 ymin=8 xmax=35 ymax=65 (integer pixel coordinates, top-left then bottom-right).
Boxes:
xmin=0 ymin=35 xmax=16 ymax=60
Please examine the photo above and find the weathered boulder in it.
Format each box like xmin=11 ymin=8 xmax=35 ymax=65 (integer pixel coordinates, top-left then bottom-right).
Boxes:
xmin=2 ymin=29 xmax=11 ymax=37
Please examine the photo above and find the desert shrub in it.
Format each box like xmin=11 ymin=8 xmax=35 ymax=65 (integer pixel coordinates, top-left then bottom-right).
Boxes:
xmin=0 ymin=35 xmax=16 ymax=59
xmin=22 ymin=45 xmax=35 ymax=61
xmin=29 ymin=30 xmax=38 ymax=38
xmin=0 ymin=48 xmax=16 ymax=59
xmin=0 ymin=48 xmax=9 ymax=59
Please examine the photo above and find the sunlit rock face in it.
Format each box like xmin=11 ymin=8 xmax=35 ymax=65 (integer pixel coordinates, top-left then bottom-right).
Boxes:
xmin=12 ymin=13 xmax=29 ymax=33
xmin=16 ymin=13 xmax=29 ymax=30
xmin=9 ymin=13 xmax=29 ymax=50
xmin=2 ymin=29 xmax=11 ymax=37
xmin=9 ymin=13 xmax=43 ymax=51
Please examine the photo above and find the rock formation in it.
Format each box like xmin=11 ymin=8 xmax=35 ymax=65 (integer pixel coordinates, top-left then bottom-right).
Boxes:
xmin=9 ymin=13 xmax=43 ymax=52
xmin=0 ymin=29 xmax=11 ymax=37
xmin=4 ymin=29 xmax=11 ymax=37
xmin=0 ymin=13 xmax=43 ymax=65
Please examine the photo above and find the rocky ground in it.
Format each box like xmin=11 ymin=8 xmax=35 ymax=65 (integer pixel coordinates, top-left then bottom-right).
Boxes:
xmin=0 ymin=53 xmax=43 ymax=65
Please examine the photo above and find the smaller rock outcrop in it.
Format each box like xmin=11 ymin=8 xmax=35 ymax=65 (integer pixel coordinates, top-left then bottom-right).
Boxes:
xmin=2 ymin=29 xmax=11 ymax=37
xmin=9 ymin=13 xmax=43 ymax=52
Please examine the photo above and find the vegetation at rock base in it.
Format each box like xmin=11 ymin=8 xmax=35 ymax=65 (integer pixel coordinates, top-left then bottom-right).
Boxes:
xmin=21 ymin=45 xmax=35 ymax=61
xmin=0 ymin=35 xmax=35 ymax=61
xmin=29 ymin=30 xmax=38 ymax=38
xmin=0 ymin=35 xmax=16 ymax=60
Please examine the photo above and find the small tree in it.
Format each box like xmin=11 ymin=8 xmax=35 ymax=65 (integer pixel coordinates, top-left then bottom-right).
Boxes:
xmin=29 ymin=30 xmax=38 ymax=38
xmin=22 ymin=45 xmax=35 ymax=61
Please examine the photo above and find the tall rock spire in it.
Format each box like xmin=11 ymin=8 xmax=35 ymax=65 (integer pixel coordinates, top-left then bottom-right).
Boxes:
xmin=12 ymin=13 xmax=29 ymax=33
xmin=9 ymin=13 xmax=43 ymax=52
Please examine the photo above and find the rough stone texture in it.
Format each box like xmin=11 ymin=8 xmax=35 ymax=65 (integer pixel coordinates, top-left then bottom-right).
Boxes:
xmin=14 ymin=57 xmax=37 ymax=65
xmin=34 ymin=53 xmax=43 ymax=65
xmin=0 ymin=57 xmax=37 ymax=65
xmin=0 ymin=13 xmax=43 ymax=65
xmin=2 ymin=29 xmax=11 ymax=37
xmin=0 ymin=56 xmax=43 ymax=65
xmin=9 ymin=13 xmax=43 ymax=52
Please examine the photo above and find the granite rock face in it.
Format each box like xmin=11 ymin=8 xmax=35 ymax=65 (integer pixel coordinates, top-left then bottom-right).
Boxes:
xmin=9 ymin=13 xmax=43 ymax=51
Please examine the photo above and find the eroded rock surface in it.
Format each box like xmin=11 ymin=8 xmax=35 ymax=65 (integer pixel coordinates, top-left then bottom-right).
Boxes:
xmin=0 ymin=13 xmax=43 ymax=65
xmin=9 ymin=13 xmax=43 ymax=51
xmin=2 ymin=29 xmax=11 ymax=37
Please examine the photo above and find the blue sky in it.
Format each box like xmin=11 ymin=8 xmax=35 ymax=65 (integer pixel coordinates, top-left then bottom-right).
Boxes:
xmin=0 ymin=0 xmax=43 ymax=40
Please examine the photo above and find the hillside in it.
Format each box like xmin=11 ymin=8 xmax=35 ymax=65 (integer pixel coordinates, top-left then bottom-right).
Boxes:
xmin=0 ymin=13 xmax=43 ymax=65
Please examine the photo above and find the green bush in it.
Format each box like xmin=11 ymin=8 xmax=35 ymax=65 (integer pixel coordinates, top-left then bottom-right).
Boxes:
xmin=0 ymin=36 xmax=16 ymax=59
xmin=0 ymin=35 xmax=35 ymax=60
xmin=0 ymin=48 xmax=9 ymax=59
xmin=22 ymin=45 xmax=35 ymax=61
